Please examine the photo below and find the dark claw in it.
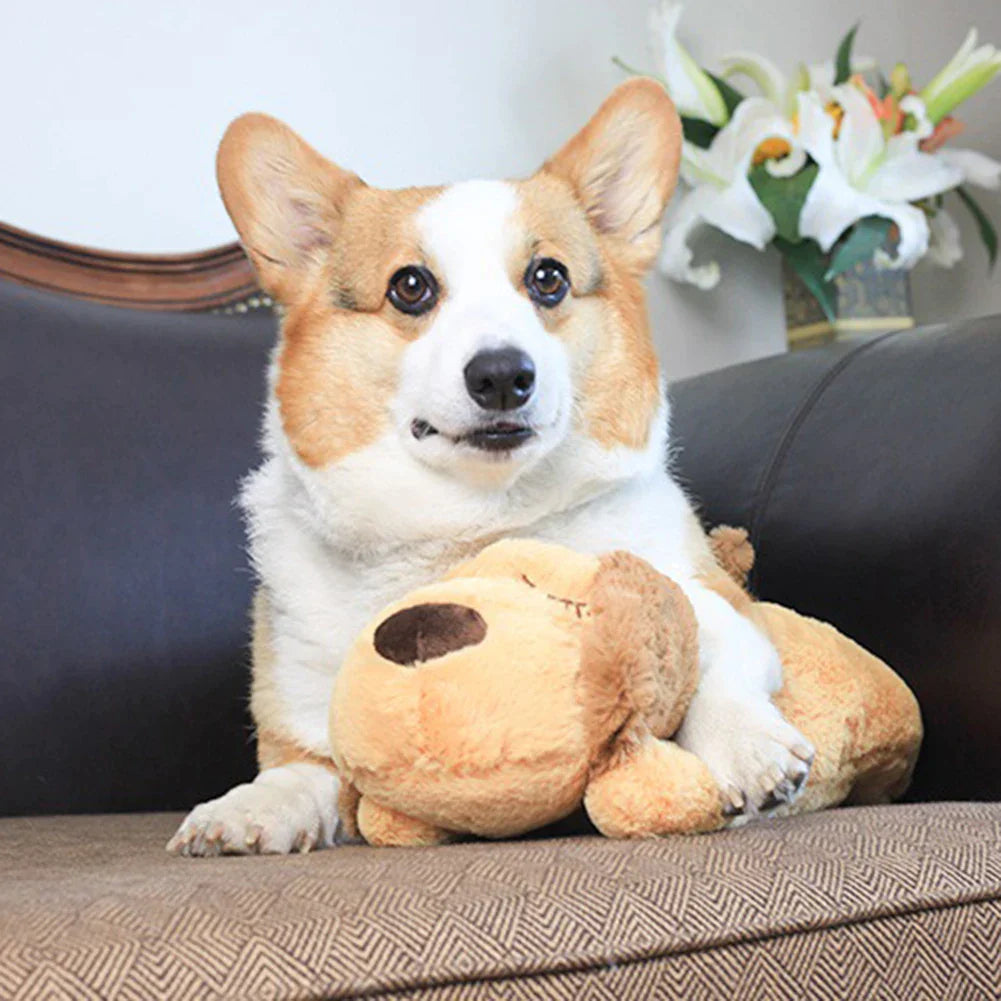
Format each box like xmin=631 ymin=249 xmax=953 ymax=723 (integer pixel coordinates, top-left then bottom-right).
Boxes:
xmin=721 ymin=787 xmax=747 ymax=817
xmin=759 ymin=790 xmax=786 ymax=812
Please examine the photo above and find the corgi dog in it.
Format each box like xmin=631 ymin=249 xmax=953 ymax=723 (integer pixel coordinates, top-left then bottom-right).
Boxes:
xmin=168 ymin=79 xmax=813 ymax=856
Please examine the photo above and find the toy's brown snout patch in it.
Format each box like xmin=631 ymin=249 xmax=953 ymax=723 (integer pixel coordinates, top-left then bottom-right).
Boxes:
xmin=374 ymin=603 xmax=487 ymax=666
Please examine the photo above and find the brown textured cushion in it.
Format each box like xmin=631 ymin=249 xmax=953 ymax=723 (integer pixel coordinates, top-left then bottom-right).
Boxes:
xmin=2 ymin=804 xmax=1000 ymax=1000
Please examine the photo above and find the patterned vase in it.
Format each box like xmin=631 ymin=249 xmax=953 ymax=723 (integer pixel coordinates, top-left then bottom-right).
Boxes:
xmin=783 ymin=258 xmax=914 ymax=350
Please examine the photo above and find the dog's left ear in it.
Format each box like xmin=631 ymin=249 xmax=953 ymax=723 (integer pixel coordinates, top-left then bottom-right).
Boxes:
xmin=543 ymin=79 xmax=682 ymax=270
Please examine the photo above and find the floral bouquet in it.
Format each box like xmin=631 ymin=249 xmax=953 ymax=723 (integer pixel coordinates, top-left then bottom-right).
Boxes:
xmin=618 ymin=4 xmax=1001 ymax=322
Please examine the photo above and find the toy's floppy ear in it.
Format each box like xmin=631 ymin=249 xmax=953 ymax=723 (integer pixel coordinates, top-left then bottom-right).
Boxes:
xmin=579 ymin=552 xmax=699 ymax=746
xmin=216 ymin=113 xmax=363 ymax=301
xmin=542 ymin=78 xmax=682 ymax=270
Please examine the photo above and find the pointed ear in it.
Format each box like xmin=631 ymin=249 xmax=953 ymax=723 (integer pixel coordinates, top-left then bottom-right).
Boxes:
xmin=542 ymin=79 xmax=682 ymax=269
xmin=216 ymin=113 xmax=362 ymax=300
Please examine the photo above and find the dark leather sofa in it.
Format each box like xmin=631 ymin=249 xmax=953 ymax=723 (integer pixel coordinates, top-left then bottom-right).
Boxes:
xmin=2 ymin=277 xmax=1000 ymax=999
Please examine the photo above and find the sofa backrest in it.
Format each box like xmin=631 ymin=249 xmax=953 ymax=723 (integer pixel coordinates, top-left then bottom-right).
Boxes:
xmin=1 ymin=281 xmax=271 ymax=815
xmin=4 ymin=275 xmax=1001 ymax=815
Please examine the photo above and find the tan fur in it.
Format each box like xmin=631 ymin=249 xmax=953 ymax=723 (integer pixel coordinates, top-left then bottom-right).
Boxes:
xmin=542 ymin=79 xmax=682 ymax=270
xmin=513 ymin=185 xmax=663 ymax=451
xmin=575 ymin=265 xmax=662 ymax=450
xmin=329 ymin=540 xmax=708 ymax=843
xmin=218 ymin=82 xmax=681 ymax=468
xmin=584 ymin=737 xmax=722 ymax=837
xmin=336 ymin=778 xmax=362 ymax=840
xmin=763 ymin=603 xmax=921 ymax=814
xmin=708 ymin=525 xmax=757 ymax=586
xmin=275 ymin=299 xmax=403 ymax=467
xmin=219 ymin=114 xmax=447 ymax=468
xmin=580 ymin=551 xmax=698 ymax=759
xmin=357 ymin=797 xmax=457 ymax=847
xmin=525 ymin=79 xmax=682 ymax=451
xmin=256 ymin=729 xmax=337 ymax=772
xmin=330 ymin=538 xmax=922 ymax=845
xmin=216 ymin=113 xmax=363 ymax=304
xmin=274 ymin=185 xmax=448 ymax=468
xmin=444 ymin=537 xmax=600 ymax=596
xmin=330 ymin=566 xmax=595 ymax=839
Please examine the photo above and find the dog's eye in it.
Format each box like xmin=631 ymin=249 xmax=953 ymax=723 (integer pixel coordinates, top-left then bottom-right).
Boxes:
xmin=525 ymin=258 xmax=570 ymax=307
xmin=387 ymin=266 xmax=438 ymax=316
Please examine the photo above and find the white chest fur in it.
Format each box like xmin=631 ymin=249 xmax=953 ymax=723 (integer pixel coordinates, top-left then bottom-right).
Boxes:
xmin=241 ymin=400 xmax=701 ymax=755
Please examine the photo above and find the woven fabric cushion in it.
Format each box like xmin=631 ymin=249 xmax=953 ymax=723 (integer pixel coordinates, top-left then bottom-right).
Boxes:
xmin=2 ymin=804 xmax=1000 ymax=999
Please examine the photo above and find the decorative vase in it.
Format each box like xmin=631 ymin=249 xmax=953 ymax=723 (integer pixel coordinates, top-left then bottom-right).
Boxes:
xmin=782 ymin=258 xmax=914 ymax=351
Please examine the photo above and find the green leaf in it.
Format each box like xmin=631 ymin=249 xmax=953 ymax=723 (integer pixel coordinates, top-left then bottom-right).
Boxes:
xmin=834 ymin=22 xmax=860 ymax=85
xmin=825 ymin=216 xmax=893 ymax=281
xmin=776 ymin=237 xmax=837 ymax=323
xmin=682 ymin=117 xmax=719 ymax=149
xmin=611 ymin=56 xmax=659 ymax=82
xmin=706 ymin=72 xmax=745 ymax=117
xmin=956 ymin=185 xmax=999 ymax=268
xmin=748 ymin=162 xmax=819 ymax=243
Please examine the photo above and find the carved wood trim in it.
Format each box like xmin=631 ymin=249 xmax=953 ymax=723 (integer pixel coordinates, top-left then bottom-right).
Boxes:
xmin=0 ymin=221 xmax=263 ymax=312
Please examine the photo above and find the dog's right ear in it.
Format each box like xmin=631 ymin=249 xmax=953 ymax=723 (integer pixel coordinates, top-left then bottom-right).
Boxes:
xmin=216 ymin=113 xmax=362 ymax=301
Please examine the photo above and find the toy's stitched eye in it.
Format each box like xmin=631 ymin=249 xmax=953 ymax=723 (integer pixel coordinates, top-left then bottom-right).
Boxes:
xmin=525 ymin=258 xmax=570 ymax=307
xmin=387 ymin=266 xmax=438 ymax=315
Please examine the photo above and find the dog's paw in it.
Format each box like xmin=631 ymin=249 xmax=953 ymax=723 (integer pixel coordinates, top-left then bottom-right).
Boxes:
xmin=166 ymin=764 xmax=340 ymax=857
xmin=677 ymin=696 xmax=814 ymax=817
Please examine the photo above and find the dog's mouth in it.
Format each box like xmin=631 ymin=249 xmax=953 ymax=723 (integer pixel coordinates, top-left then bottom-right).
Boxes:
xmin=411 ymin=418 xmax=535 ymax=453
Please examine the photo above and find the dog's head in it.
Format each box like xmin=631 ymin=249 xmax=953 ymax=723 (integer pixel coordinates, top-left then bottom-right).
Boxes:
xmin=220 ymin=80 xmax=681 ymax=530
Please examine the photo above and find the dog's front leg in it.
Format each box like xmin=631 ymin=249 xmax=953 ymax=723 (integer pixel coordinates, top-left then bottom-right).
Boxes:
xmin=675 ymin=581 xmax=814 ymax=818
xmin=166 ymin=762 xmax=340 ymax=856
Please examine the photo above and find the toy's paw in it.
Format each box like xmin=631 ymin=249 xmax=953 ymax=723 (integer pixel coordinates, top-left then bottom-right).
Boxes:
xmin=166 ymin=764 xmax=340 ymax=856
xmin=676 ymin=696 xmax=814 ymax=817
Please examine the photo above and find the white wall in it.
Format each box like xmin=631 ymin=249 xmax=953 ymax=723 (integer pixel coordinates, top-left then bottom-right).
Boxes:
xmin=3 ymin=0 xmax=999 ymax=378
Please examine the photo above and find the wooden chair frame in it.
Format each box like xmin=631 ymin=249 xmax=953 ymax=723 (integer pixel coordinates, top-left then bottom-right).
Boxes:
xmin=0 ymin=221 xmax=260 ymax=312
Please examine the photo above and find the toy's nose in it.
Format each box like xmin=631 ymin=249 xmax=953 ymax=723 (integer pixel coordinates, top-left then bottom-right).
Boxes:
xmin=463 ymin=347 xmax=535 ymax=411
xmin=374 ymin=603 xmax=487 ymax=667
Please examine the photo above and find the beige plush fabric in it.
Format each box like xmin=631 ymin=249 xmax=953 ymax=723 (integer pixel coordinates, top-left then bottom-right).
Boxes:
xmin=2 ymin=804 xmax=1000 ymax=999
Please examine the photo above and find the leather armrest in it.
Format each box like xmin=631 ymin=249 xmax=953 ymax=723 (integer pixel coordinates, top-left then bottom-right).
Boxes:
xmin=669 ymin=319 xmax=1001 ymax=802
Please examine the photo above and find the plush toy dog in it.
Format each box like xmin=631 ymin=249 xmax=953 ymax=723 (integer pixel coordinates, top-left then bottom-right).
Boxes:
xmin=329 ymin=534 xmax=922 ymax=846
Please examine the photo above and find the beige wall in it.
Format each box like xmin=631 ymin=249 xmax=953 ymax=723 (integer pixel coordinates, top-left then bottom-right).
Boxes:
xmin=649 ymin=0 xmax=1001 ymax=378
xmin=2 ymin=1 xmax=998 ymax=378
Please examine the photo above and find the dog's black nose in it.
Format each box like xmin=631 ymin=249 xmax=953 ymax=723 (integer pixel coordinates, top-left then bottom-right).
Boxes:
xmin=463 ymin=348 xmax=535 ymax=411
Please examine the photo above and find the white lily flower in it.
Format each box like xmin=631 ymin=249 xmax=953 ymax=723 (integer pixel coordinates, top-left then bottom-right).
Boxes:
xmin=922 ymin=29 xmax=1001 ymax=124
xmin=936 ymin=148 xmax=1001 ymax=189
xmin=797 ymin=86 xmax=965 ymax=270
xmin=926 ymin=208 xmax=963 ymax=268
xmin=805 ymin=56 xmax=877 ymax=101
xmin=720 ymin=52 xmax=876 ymax=113
xmin=649 ymin=1 xmax=728 ymax=125
xmin=900 ymin=95 xmax=934 ymax=141
xmin=718 ymin=51 xmax=789 ymax=109
xmin=660 ymin=98 xmax=796 ymax=288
